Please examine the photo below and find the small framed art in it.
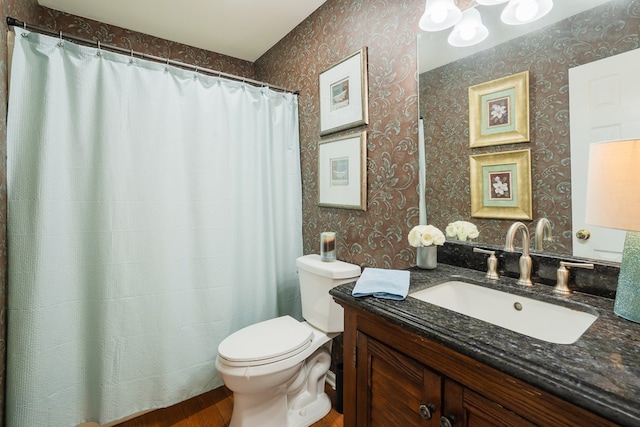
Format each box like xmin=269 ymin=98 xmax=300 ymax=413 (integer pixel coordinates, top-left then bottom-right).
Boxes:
xmin=319 ymin=47 xmax=369 ymax=136
xmin=470 ymin=149 xmax=532 ymax=220
xmin=318 ymin=131 xmax=367 ymax=210
xmin=468 ymin=71 xmax=530 ymax=148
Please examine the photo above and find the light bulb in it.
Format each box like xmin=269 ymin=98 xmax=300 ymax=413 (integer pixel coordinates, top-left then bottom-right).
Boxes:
xmin=459 ymin=23 xmax=476 ymax=41
xmin=431 ymin=6 xmax=448 ymax=24
xmin=448 ymin=8 xmax=488 ymax=47
xmin=420 ymin=0 xmax=462 ymax=32
xmin=515 ymin=0 xmax=539 ymax=22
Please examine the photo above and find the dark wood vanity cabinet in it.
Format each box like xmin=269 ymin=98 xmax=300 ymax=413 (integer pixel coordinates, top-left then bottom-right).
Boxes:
xmin=340 ymin=303 xmax=618 ymax=427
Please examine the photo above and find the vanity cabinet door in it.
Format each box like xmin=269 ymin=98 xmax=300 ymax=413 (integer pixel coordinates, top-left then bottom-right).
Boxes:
xmin=356 ymin=332 xmax=442 ymax=426
xmin=442 ymin=379 xmax=536 ymax=427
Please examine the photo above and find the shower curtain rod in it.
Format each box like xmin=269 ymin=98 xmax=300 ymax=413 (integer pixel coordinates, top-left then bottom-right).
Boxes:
xmin=6 ymin=16 xmax=299 ymax=95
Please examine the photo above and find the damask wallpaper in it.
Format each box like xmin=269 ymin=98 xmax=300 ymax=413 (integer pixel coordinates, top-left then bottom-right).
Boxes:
xmin=255 ymin=0 xmax=424 ymax=269
xmin=419 ymin=0 xmax=640 ymax=254
xmin=256 ymin=0 xmax=640 ymax=267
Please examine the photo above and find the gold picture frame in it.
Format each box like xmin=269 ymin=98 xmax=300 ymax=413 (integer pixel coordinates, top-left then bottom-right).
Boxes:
xmin=468 ymin=71 xmax=530 ymax=148
xmin=470 ymin=149 xmax=532 ymax=220
xmin=319 ymin=47 xmax=369 ymax=136
xmin=318 ymin=131 xmax=367 ymax=210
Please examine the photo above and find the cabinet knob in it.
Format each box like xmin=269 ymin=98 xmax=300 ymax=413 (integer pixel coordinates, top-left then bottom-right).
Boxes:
xmin=440 ymin=415 xmax=455 ymax=427
xmin=419 ymin=403 xmax=436 ymax=420
xmin=576 ymin=229 xmax=591 ymax=240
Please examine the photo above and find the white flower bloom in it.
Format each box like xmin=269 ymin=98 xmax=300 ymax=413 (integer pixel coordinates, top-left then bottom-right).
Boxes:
xmin=445 ymin=221 xmax=479 ymax=241
xmin=407 ymin=224 xmax=445 ymax=247
xmin=408 ymin=227 xmax=422 ymax=247
xmin=493 ymin=176 xmax=508 ymax=196
xmin=491 ymin=104 xmax=507 ymax=120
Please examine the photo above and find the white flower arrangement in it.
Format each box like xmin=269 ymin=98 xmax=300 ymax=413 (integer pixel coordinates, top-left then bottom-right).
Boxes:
xmin=408 ymin=224 xmax=446 ymax=248
xmin=445 ymin=220 xmax=480 ymax=242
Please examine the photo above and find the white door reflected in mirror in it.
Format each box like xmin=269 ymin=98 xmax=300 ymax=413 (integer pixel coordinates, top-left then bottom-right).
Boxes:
xmin=569 ymin=48 xmax=640 ymax=262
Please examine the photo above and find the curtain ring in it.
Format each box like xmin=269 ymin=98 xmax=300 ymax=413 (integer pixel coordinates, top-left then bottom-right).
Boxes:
xmin=57 ymin=31 xmax=64 ymax=47
xmin=96 ymin=40 xmax=102 ymax=56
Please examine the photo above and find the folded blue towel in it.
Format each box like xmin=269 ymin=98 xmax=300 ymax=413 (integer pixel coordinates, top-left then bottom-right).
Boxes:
xmin=352 ymin=268 xmax=411 ymax=300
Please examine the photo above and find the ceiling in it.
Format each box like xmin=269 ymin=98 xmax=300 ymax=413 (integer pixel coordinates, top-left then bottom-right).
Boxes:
xmin=37 ymin=0 xmax=328 ymax=62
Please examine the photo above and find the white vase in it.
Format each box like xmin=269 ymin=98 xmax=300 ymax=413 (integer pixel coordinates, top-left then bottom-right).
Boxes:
xmin=416 ymin=246 xmax=437 ymax=269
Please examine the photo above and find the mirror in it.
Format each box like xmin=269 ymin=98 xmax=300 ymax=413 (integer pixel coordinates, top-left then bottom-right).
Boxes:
xmin=417 ymin=0 xmax=632 ymax=260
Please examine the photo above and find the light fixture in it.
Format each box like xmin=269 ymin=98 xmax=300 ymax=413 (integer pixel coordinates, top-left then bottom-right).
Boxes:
xmin=585 ymin=139 xmax=640 ymax=323
xmin=475 ymin=0 xmax=508 ymax=5
xmin=448 ymin=8 xmax=489 ymax=47
xmin=419 ymin=0 xmax=462 ymax=32
xmin=501 ymin=0 xmax=553 ymax=25
xmin=419 ymin=0 xmax=554 ymax=47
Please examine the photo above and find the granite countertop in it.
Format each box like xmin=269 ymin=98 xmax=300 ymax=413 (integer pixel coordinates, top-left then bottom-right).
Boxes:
xmin=329 ymin=263 xmax=640 ymax=427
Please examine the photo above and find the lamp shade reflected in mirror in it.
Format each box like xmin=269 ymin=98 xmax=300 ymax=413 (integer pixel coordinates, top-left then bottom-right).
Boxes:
xmin=586 ymin=139 xmax=640 ymax=323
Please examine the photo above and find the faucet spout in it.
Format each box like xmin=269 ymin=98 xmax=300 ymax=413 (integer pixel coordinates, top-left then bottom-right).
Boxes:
xmin=534 ymin=218 xmax=553 ymax=252
xmin=504 ymin=222 xmax=533 ymax=286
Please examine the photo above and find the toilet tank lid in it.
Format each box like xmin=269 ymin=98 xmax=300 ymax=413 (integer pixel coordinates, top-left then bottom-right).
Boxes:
xmin=217 ymin=315 xmax=313 ymax=366
xmin=296 ymin=254 xmax=361 ymax=279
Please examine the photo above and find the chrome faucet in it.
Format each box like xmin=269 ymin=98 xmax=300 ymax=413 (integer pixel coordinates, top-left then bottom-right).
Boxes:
xmin=504 ymin=222 xmax=533 ymax=286
xmin=554 ymin=261 xmax=594 ymax=295
xmin=534 ymin=218 xmax=553 ymax=252
xmin=473 ymin=247 xmax=499 ymax=280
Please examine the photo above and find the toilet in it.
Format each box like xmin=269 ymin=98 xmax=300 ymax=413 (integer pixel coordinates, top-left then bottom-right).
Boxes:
xmin=215 ymin=254 xmax=361 ymax=427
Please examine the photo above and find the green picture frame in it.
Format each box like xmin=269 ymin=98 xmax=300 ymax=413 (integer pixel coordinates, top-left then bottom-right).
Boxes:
xmin=470 ymin=149 xmax=532 ymax=219
xmin=468 ymin=71 xmax=530 ymax=148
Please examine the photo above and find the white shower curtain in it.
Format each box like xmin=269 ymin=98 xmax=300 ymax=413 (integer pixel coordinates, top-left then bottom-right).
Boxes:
xmin=6 ymin=28 xmax=302 ymax=426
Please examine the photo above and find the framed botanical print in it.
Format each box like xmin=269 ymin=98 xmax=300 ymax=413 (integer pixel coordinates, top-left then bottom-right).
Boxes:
xmin=318 ymin=131 xmax=367 ymax=210
xmin=319 ymin=47 xmax=369 ymax=136
xmin=470 ymin=149 xmax=532 ymax=219
xmin=468 ymin=71 xmax=530 ymax=148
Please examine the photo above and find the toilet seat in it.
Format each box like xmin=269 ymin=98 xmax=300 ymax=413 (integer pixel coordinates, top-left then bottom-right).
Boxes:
xmin=218 ymin=316 xmax=314 ymax=367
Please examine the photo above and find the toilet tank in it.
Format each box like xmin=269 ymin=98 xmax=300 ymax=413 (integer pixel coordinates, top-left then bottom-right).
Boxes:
xmin=296 ymin=254 xmax=361 ymax=333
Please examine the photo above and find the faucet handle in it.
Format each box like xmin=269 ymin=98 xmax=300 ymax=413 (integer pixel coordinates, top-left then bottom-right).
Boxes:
xmin=473 ymin=247 xmax=499 ymax=280
xmin=554 ymin=261 xmax=594 ymax=295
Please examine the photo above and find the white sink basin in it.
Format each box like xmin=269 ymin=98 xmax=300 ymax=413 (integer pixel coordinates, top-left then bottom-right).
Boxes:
xmin=410 ymin=281 xmax=598 ymax=344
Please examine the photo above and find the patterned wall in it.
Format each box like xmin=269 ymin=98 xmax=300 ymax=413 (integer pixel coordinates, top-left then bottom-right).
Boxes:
xmin=256 ymin=0 xmax=424 ymax=269
xmin=256 ymin=0 xmax=640 ymax=267
xmin=420 ymin=0 xmax=640 ymax=254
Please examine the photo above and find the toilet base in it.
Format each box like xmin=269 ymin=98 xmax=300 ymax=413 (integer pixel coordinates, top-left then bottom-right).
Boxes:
xmin=228 ymin=385 xmax=332 ymax=427
xmin=225 ymin=346 xmax=333 ymax=427
xmin=287 ymin=392 xmax=331 ymax=427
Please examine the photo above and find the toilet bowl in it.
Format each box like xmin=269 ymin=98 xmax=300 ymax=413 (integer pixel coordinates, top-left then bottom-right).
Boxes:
xmin=216 ymin=254 xmax=361 ymax=427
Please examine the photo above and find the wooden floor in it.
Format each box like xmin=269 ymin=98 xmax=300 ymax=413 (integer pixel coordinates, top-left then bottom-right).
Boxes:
xmin=115 ymin=385 xmax=343 ymax=427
